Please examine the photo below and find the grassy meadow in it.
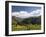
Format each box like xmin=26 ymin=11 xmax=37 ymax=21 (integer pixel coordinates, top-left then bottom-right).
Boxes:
xmin=12 ymin=24 xmax=41 ymax=31
xmin=12 ymin=16 xmax=41 ymax=31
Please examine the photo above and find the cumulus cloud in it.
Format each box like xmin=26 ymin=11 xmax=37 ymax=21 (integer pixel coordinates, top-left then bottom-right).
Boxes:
xmin=30 ymin=9 xmax=41 ymax=16
xmin=12 ymin=9 xmax=41 ymax=19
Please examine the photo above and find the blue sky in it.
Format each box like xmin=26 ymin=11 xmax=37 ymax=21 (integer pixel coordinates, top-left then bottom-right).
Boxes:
xmin=12 ymin=6 xmax=41 ymax=18
xmin=12 ymin=6 xmax=41 ymax=12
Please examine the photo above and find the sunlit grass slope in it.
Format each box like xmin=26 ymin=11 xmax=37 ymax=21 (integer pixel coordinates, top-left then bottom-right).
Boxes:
xmin=12 ymin=23 xmax=41 ymax=31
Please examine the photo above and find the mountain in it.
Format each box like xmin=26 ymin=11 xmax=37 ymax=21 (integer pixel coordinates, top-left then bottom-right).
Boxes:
xmin=12 ymin=16 xmax=41 ymax=25
xmin=12 ymin=9 xmax=41 ymax=25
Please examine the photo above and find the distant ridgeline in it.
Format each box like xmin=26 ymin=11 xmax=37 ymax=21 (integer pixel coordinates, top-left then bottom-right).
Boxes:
xmin=12 ymin=16 xmax=41 ymax=25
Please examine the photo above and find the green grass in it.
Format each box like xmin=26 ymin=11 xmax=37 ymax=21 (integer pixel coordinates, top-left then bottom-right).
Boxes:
xmin=12 ymin=16 xmax=41 ymax=31
xmin=12 ymin=24 xmax=41 ymax=31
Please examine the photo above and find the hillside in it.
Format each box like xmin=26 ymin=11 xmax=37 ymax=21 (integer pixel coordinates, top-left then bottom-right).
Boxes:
xmin=12 ymin=16 xmax=41 ymax=25
xmin=12 ymin=16 xmax=41 ymax=31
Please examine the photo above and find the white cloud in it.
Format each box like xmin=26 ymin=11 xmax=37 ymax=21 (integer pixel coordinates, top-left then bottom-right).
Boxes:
xmin=30 ymin=9 xmax=41 ymax=16
xmin=12 ymin=9 xmax=41 ymax=19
